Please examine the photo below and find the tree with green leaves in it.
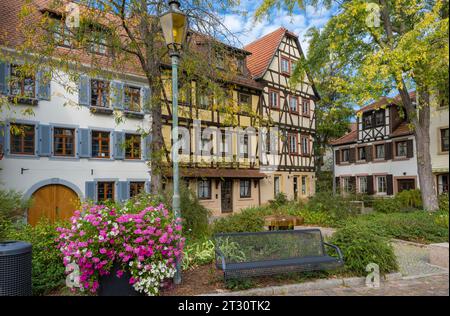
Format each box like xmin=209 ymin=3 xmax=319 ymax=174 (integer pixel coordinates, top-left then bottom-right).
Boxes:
xmin=256 ymin=0 xmax=449 ymax=211
xmin=1 ymin=0 xmax=250 ymax=194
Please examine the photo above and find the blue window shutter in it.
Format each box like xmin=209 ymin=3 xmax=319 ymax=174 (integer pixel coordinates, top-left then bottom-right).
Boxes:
xmin=78 ymin=128 xmax=91 ymax=158
xmin=117 ymin=181 xmax=129 ymax=202
xmin=114 ymin=131 xmax=125 ymax=159
xmin=142 ymin=87 xmax=150 ymax=113
xmin=0 ymin=123 xmax=5 ymax=154
xmin=78 ymin=75 xmax=90 ymax=106
xmin=111 ymin=81 xmax=123 ymax=109
xmin=145 ymin=180 xmax=151 ymax=193
xmin=0 ymin=62 xmax=10 ymax=95
xmin=36 ymin=69 xmax=51 ymax=100
xmin=38 ymin=124 xmax=52 ymax=156
xmin=143 ymin=134 xmax=152 ymax=160
xmin=85 ymin=181 xmax=96 ymax=202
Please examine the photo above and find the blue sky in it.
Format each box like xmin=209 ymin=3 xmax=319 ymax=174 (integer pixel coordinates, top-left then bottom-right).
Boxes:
xmin=220 ymin=1 xmax=337 ymax=53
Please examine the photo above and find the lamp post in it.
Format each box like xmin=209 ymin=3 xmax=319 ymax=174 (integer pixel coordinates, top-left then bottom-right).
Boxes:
xmin=160 ymin=0 xmax=187 ymax=285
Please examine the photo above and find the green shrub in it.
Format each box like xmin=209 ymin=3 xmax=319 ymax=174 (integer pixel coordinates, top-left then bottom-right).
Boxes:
xmin=439 ymin=193 xmax=449 ymax=212
xmin=211 ymin=208 xmax=265 ymax=234
xmin=0 ymin=189 xmax=30 ymax=240
xmin=305 ymin=191 xmax=360 ymax=220
xmin=396 ymin=189 xmax=422 ymax=209
xmin=329 ymin=223 xmax=398 ymax=275
xmin=373 ymin=197 xmax=404 ymax=213
xmin=348 ymin=211 xmax=449 ymax=244
xmin=5 ymin=219 xmax=68 ymax=295
xmin=435 ymin=212 xmax=449 ymax=229
xmin=182 ymin=239 xmax=215 ymax=270
xmin=269 ymin=193 xmax=289 ymax=208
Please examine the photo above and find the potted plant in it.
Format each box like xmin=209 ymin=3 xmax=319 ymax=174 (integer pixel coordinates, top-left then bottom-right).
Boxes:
xmin=56 ymin=201 xmax=184 ymax=296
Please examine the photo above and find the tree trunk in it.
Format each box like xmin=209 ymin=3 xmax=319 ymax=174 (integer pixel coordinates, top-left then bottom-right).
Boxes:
xmin=413 ymin=90 xmax=439 ymax=211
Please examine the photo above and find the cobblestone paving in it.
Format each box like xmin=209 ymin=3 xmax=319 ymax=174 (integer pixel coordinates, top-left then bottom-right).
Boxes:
xmin=289 ymin=274 xmax=449 ymax=296
xmin=392 ymin=241 xmax=448 ymax=276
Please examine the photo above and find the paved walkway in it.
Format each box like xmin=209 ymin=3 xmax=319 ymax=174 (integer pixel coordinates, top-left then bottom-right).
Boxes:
xmin=288 ymin=274 xmax=448 ymax=296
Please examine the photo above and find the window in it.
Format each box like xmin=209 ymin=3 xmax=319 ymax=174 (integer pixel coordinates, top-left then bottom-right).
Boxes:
xmin=265 ymin=132 xmax=271 ymax=154
xmin=129 ymin=181 xmax=145 ymax=198
xmin=240 ymin=134 xmax=249 ymax=158
xmin=375 ymin=111 xmax=385 ymax=126
xmin=343 ymin=177 xmax=351 ymax=193
xmin=240 ymin=180 xmax=251 ymax=198
xmin=358 ymin=176 xmax=368 ymax=194
xmin=377 ymin=176 xmax=387 ymax=194
xmin=10 ymin=123 xmax=35 ymax=155
xmin=197 ymin=86 xmax=211 ymax=110
xmin=125 ymin=134 xmax=141 ymax=159
xmin=216 ymin=52 xmax=225 ymax=69
xmin=221 ymin=133 xmax=231 ymax=156
xmin=341 ymin=148 xmax=350 ymax=162
xmin=92 ymin=131 xmax=110 ymax=158
xmin=274 ymin=176 xmax=280 ymax=195
xmin=97 ymin=182 xmax=114 ymax=202
xmin=237 ymin=58 xmax=245 ymax=74
xmin=375 ymin=144 xmax=385 ymax=159
xmin=396 ymin=141 xmax=408 ymax=157
xmin=239 ymin=93 xmax=251 ymax=113
xmin=362 ymin=112 xmax=373 ymax=129
xmin=54 ymin=128 xmax=75 ymax=156
xmin=441 ymin=128 xmax=449 ymax=152
xmin=269 ymin=90 xmax=279 ymax=109
xmin=201 ymin=132 xmax=213 ymax=155
xmin=358 ymin=147 xmax=366 ymax=160
xmin=288 ymin=133 xmax=297 ymax=154
xmin=91 ymin=79 xmax=110 ymax=107
xmin=124 ymin=85 xmax=141 ymax=112
xmin=302 ymin=99 xmax=309 ymax=116
xmin=281 ymin=57 xmax=290 ymax=74
xmin=301 ymin=176 xmax=307 ymax=195
xmin=289 ymin=96 xmax=298 ymax=113
xmin=198 ymin=179 xmax=211 ymax=199
xmin=53 ymin=18 xmax=72 ymax=47
xmin=88 ymin=27 xmax=108 ymax=55
xmin=301 ymin=136 xmax=309 ymax=156
xmin=437 ymin=174 xmax=449 ymax=194
xmin=10 ymin=64 xmax=35 ymax=98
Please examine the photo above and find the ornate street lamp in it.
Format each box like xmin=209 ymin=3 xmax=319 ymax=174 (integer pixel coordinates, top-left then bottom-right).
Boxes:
xmin=160 ymin=0 xmax=187 ymax=285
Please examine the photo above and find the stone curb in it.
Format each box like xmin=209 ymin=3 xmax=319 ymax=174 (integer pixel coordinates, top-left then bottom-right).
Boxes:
xmin=391 ymin=239 xmax=430 ymax=248
xmin=199 ymin=273 xmax=403 ymax=296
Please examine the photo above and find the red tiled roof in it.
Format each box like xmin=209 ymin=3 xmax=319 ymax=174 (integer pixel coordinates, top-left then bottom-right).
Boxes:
xmin=329 ymin=130 xmax=358 ymax=146
xmin=357 ymin=91 xmax=416 ymax=114
xmin=391 ymin=121 xmax=414 ymax=137
xmin=244 ymin=27 xmax=288 ymax=79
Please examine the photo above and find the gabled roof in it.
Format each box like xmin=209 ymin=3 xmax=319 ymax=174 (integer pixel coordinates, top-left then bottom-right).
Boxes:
xmin=244 ymin=27 xmax=287 ymax=79
xmin=357 ymin=91 xmax=416 ymax=114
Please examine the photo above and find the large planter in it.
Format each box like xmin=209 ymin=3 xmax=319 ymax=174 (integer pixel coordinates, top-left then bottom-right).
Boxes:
xmin=97 ymin=262 xmax=144 ymax=296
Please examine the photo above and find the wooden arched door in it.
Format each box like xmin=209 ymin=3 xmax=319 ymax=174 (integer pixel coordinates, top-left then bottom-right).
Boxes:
xmin=28 ymin=184 xmax=79 ymax=226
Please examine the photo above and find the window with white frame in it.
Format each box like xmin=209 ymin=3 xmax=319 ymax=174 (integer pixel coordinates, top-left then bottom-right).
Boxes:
xmin=358 ymin=176 xmax=368 ymax=194
xmin=342 ymin=177 xmax=351 ymax=193
xmin=288 ymin=133 xmax=297 ymax=154
xmin=289 ymin=96 xmax=298 ymax=112
xmin=269 ymin=90 xmax=279 ymax=108
xmin=239 ymin=134 xmax=249 ymax=158
xmin=281 ymin=57 xmax=290 ymax=74
xmin=358 ymin=147 xmax=366 ymax=160
xmin=341 ymin=148 xmax=350 ymax=162
xmin=240 ymin=180 xmax=251 ymax=198
xmin=377 ymin=176 xmax=387 ymax=194
xmin=301 ymin=176 xmax=307 ymax=195
xmin=396 ymin=141 xmax=408 ymax=157
xmin=301 ymin=136 xmax=309 ymax=155
xmin=274 ymin=176 xmax=280 ymax=196
xmin=375 ymin=144 xmax=385 ymax=159
xmin=198 ymin=179 xmax=211 ymax=199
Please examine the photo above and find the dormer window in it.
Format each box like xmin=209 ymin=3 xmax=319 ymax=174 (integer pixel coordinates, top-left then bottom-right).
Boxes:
xmin=216 ymin=52 xmax=225 ymax=70
xmin=237 ymin=57 xmax=245 ymax=74
xmin=362 ymin=112 xmax=373 ymax=129
xmin=52 ymin=18 xmax=72 ymax=47
xmin=375 ymin=111 xmax=385 ymax=126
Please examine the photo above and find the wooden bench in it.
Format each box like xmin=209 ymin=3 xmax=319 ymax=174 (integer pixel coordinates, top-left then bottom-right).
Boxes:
xmin=214 ymin=229 xmax=344 ymax=281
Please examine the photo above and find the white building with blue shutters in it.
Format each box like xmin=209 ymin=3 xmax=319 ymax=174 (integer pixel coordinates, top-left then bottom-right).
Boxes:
xmin=0 ymin=60 xmax=153 ymax=225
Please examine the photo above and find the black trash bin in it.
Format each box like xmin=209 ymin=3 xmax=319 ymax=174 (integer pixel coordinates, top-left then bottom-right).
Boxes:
xmin=0 ymin=241 xmax=32 ymax=296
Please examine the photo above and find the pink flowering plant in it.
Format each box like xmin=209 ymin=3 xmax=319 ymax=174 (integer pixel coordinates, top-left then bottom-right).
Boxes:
xmin=56 ymin=202 xmax=184 ymax=296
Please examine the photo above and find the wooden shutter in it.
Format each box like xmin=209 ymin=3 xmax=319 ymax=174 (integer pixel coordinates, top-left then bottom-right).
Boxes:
xmin=37 ymin=124 xmax=52 ymax=156
xmin=0 ymin=62 xmax=10 ymax=95
xmin=366 ymin=146 xmax=372 ymax=162
xmin=113 ymin=131 xmax=125 ymax=160
xmin=335 ymin=149 xmax=340 ymax=164
xmin=117 ymin=181 xmax=129 ymax=202
xmin=367 ymin=175 xmax=374 ymax=195
xmin=143 ymin=134 xmax=152 ymax=160
xmin=350 ymin=176 xmax=356 ymax=193
xmin=406 ymin=139 xmax=414 ymax=158
xmin=36 ymin=69 xmax=51 ymax=101
xmin=78 ymin=128 xmax=91 ymax=158
xmin=335 ymin=177 xmax=340 ymax=193
xmin=385 ymin=142 xmax=393 ymax=160
xmin=387 ymin=174 xmax=394 ymax=195
xmin=111 ymin=81 xmax=124 ymax=109
xmin=78 ymin=75 xmax=90 ymax=106
xmin=349 ymin=147 xmax=356 ymax=163
xmin=142 ymin=87 xmax=151 ymax=113
xmin=85 ymin=181 xmax=96 ymax=202
xmin=0 ymin=123 xmax=5 ymax=155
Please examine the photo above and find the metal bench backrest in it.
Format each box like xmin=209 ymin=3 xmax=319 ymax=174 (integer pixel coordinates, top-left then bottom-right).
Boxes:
xmin=215 ymin=229 xmax=326 ymax=264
